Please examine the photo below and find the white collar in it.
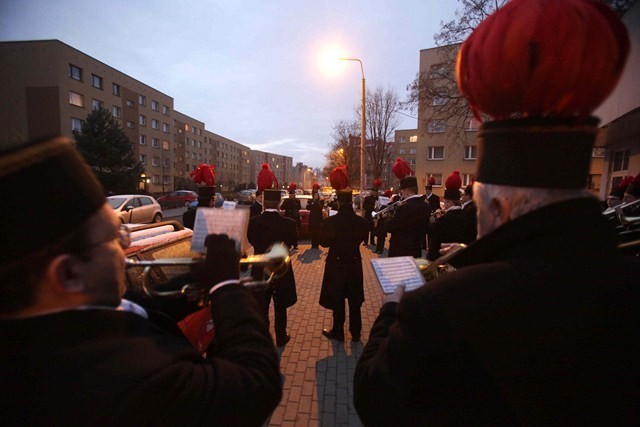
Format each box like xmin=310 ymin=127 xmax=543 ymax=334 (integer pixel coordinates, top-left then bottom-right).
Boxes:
xmin=446 ymin=205 xmax=462 ymax=212
xmin=462 ymin=199 xmax=472 ymax=208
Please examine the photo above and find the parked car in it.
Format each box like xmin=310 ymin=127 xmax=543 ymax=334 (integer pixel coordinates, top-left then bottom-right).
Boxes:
xmin=157 ymin=190 xmax=197 ymax=208
xmin=236 ymin=189 xmax=257 ymax=205
xmin=108 ymin=195 xmax=163 ymax=224
xmin=186 ymin=193 xmax=225 ymax=210
xmin=281 ymin=194 xmax=314 ymax=237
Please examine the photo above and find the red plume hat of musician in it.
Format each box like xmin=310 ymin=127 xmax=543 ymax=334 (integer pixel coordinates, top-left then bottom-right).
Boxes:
xmin=456 ymin=0 xmax=630 ymax=189
xmin=625 ymin=172 xmax=640 ymax=198
xmin=288 ymin=182 xmax=297 ymax=194
xmin=257 ymin=163 xmax=278 ymax=191
xmin=373 ymin=178 xmax=382 ymax=190
xmin=330 ymin=165 xmax=352 ymax=203
xmin=392 ymin=158 xmax=413 ymax=180
xmin=190 ymin=164 xmax=215 ymax=187
xmin=444 ymin=170 xmax=462 ymax=200
xmin=312 ymin=182 xmax=321 ymax=193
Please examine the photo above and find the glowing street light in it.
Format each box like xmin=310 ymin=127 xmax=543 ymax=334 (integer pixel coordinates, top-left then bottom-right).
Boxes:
xmin=340 ymin=57 xmax=365 ymax=192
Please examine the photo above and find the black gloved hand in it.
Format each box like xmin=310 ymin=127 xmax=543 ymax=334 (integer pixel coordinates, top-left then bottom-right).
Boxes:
xmin=190 ymin=234 xmax=240 ymax=289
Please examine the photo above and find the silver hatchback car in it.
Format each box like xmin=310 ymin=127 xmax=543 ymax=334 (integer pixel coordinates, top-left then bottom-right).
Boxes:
xmin=107 ymin=194 xmax=163 ymax=224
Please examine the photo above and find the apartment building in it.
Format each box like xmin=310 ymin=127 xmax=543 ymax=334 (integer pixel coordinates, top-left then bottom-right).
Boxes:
xmin=205 ymin=129 xmax=251 ymax=192
xmin=0 ymin=39 xmax=286 ymax=195
xmin=593 ymin=1 xmax=640 ymax=198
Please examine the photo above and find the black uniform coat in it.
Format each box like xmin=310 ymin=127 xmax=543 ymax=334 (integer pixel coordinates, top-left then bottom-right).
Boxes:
xmin=354 ymin=198 xmax=640 ymax=426
xmin=247 ymin=211 xmax=298 ymax=308
xmin=462 ymin=200 xmax=478 ymax=244
xmin=0 ymin=284 xmax=282 ymax=427
xmin=385 ymin=195 xmax=431 ymax=258
xmin=426 ymin=206 xmax=466 ymax=261
xmin=250 ymin=199 xmax=263 ymax=218
xmin=308 ymin=197 xmax=324 ymax=240
xmin=280 ymin=197 xmax=301 ymax=221
xmin=318 ymin=205 xmax=370 ymax=310
xmin=425 ymin=192 xmax=440 ymax=212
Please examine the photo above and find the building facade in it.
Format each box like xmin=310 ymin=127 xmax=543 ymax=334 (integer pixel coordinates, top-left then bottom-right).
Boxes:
xmin=0 ymin=39 xmax=288 ymax=195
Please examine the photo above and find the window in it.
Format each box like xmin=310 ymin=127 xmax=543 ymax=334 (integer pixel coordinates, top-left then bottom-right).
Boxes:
xmin=192 ymin=152 xmax=196 ymax=160
xmin=126 ymin=99 xmax=134 ymax=108
xmin=465 ymin=117 xmax=481 ymax=131
xmin=126 ymin=121 xmax=134 ymax=129
xmin=162 ymin=105 xmax=170 ymax=115
xmin=592 ymin=147 xmax=605 ymax=158
xmin=139 ymin=115 xmax=146 ymax=126
xmin=426 ymin=173 xmax=443 ymax=186
xmin=92 ymin=99 xmax=103 ymax=110
xmin=191 ymin=139 xmax=195 ymax=146
xmin=463 ymin=173 xmax=474 ymax=186
xmin=69 ymin=64 xmax=82 ymax=80
xmin=151 ymin=100 xmax=159 ymax=111
xmin=152 ymin=156 xmax=159 ymax=166
xmin=427 ymin=146 xmax=445 ymax=160
xmin=71 ymin=117 xmax=83 ymax=132
xmin=139 ymin=135 xmax=147 ymax=145
xmin=588 ymin=174 xmax=601 ymax=192
xmin=152 ymin=175 xmax=159 ymax=184
xmin=398 ymin=148 xmax=406 ymax=155
xmin=429 ymin=64 xmax=448 ymax=79
xmin=409 ymin=148 xmax=417 ymax=154
xmin=112 ymin=83 xmax=120 ymax=96
xmin=409 ymin=135 xmax=418 ymax=143
xmin=91 ymin=74 xmax=103 ymax=89
xmin=398 ymin=136 xmax=407 ymax=143
xmin=140 ymin=154 xmax=146 ymax=164
xmin=69 ymin=91 xmax=84 ymax=107
xmin=112 ymin=106 xmax=121 ymax=118
xmin=139 ymin=95 xmax=146 ymax=106
xmin=162 ymin=140 xmax=170 ymax=150
xmin=613 ymin=149 xmax=630 ymax=172
xmin=151 ymin=119 xmax=159 ymax=130
xmin=185 ymin=137 xmax=189 ymax=146
xmin=408 ymin=159 xmax=416 ymax=166
xmin=464 ymin=145 xmax=477 ymax=160
xmin=162 ymin=122 xmax=170 ymax=133
xmin=151 ymin=137 xmax=159 ymax=148
xmin=430 ymin=93 xmax=446 ymax=106
xmin=428 ymin=120 xmax=446 ymax=133
xmin=163 ymin=158 xmax=169 ymax=167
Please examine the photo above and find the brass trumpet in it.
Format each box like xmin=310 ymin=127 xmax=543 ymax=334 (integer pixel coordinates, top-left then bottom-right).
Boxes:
xmin=414 ymin=243 xmax=467 ymax=281
xmin=125 ymin=243 xmax=291 ymax=303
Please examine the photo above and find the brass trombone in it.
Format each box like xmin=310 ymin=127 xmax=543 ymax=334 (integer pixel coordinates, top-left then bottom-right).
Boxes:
xmin=125 ymin=243 xmax=291 ymax=303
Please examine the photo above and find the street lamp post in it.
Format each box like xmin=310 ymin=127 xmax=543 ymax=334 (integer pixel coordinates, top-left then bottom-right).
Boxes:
xmin=340 ymin=57 xmax=365 ymax=192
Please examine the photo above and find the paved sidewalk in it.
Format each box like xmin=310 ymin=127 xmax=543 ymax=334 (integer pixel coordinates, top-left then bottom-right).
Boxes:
xmin=266 ymin=239 xmax=388 ymax=427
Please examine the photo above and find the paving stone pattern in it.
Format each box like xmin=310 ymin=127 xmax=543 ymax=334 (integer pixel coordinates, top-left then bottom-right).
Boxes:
xmin=266 ymin=239 xmax=388 ymax=427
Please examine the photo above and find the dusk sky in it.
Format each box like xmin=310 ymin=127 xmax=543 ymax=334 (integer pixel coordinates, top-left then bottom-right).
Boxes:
xmin=1 ymin=0 xmax=459 ymax=169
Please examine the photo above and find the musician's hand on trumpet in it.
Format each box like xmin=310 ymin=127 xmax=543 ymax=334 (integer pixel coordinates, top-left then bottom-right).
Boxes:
xmin=439 ymin=242 xmax=465 ymax=257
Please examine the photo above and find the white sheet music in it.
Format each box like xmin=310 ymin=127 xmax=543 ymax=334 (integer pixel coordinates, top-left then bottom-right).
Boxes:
xmin=370 ymin=256 xmax=426 ymax=294
xmin=191 ymin=207 xmax=250 ymax=254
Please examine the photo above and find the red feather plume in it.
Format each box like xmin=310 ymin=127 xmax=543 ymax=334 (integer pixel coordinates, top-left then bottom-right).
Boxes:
xmin=373 ymin=178 xmax=382 ymax=188
xmin=329 ymin=165 xmax=349 ymax=191
xmin=428 ymin=175 xmax=436 ymax=186
xmin=190 ymin=164 xmax=216 ymax=187
xmin=257 ymin=163 xmax=277 ymax=191
xmin=445 ymin=170 xmax=462 ymax=191
xmin=392 ymin=158 xmax=414 ymax=180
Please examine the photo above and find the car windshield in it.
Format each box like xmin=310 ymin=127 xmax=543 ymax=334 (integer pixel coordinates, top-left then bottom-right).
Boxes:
xmin=107 ymin=197 xmax=127 ymax=209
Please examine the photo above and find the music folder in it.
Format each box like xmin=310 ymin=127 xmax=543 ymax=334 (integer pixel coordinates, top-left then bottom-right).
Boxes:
xmin=370 ymin=256 xmax=426 ymax=294
xmin=190 ymin=207 xmax=250 ymax=254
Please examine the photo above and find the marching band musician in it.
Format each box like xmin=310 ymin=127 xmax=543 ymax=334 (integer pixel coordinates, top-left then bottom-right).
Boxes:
xmin=425 ymin=175 xmax=441 ymax=212
xmin=0 ymin=137 xmax=282 ymax=426
xmin=362 ymin=178 xmax=382 ymax=246
xmin=319 ymin=166 xmax=370 ymax=342
xmin=247 ymin=189 xmax=298 ymax=348
xmin=354 ymin=1 xmax=640 ymax=424
xmin=384 ymin=175 xmax=431 ymax=258
xmin=622 ymin=172 xmax=640 ymax=204
xmin=461 ymin=183 xmax=478 ymax=244
xmin=426 ymin=171 xmax=466 ymax=261
xmin=308 ymin=183 xmax=325 ymax=249
xmin=249 ymin=189 xmax=263 ymax=218
xmin=280 ymin=182 xmax=302 ymax=249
